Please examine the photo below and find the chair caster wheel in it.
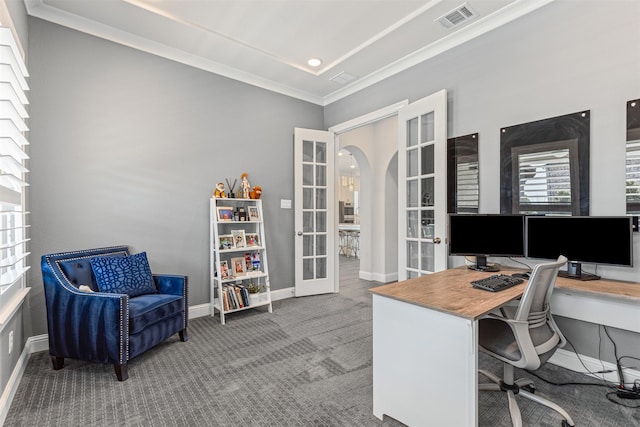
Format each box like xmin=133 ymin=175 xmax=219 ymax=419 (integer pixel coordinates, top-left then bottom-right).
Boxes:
xmin=561 ymin=420 xmax=574 ymax=427
xmin=522 ymin=384 xmax=536 ymax=394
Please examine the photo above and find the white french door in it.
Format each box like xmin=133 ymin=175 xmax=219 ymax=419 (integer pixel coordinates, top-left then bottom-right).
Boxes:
xmin=294 ymin=128 xmax=336 ymax=296
xmin=398 ymin=90 xmax=448 ymax=280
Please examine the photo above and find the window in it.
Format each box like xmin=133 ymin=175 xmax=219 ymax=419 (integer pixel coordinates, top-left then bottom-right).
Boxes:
xmin=511 ymin=140 xmax=579 ymax=215
xmin=500 ymin=111 xmax=590 ymax=216
xmin=0 ymin=27 xmax=30 ymax=307
xmin=627 ymin=99 xmax=640 ymax=214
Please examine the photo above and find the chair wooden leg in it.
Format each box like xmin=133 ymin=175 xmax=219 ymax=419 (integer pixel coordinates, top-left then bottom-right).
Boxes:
xmin=51 ymin=356 xmax=64 ymax=370
xmin=179 ymin=328 xmax=188 ymax=342
xmin=114 ymin=364 xmax=129 ymax=381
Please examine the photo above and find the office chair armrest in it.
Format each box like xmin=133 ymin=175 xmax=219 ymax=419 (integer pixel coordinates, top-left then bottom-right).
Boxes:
xmin=482 ymin=313 xmax=541 ymax=369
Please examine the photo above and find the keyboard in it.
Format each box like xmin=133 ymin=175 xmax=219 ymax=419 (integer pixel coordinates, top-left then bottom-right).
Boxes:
xmin=471 ymin=274 xmax=524 ymax=292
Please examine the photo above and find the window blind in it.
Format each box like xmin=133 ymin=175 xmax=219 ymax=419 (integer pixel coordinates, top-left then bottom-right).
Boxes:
xmin=627 ymin=139 xmax=640 ymax=212
xmin=517 ymin=148 xmax=572 ymax=213
xmin=0 ymin=27 xmax=30 ymax=295
xmin=456 ymin=160 xmax=478 ymax=212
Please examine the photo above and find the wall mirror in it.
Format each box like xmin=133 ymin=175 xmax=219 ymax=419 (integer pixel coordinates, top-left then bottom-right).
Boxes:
xmin=447 ymin=133 xmax=479 ymax=213
xmin=500 ymin=111 xmax=590 ymax=216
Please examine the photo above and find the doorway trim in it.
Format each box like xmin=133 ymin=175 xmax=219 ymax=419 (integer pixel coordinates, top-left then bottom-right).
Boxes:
xmin=329 ymin=100 xmax=409 ymax=287
xmin=328 ymin=100 xmax=409 ymax=135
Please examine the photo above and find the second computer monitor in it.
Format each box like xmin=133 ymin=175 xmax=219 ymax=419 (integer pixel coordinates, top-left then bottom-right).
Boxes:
xmin=525 ymin=215 xmax=633 ymax=280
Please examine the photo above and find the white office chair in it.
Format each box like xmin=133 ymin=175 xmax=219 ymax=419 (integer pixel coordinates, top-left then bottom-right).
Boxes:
xmin=478 ymin=255 xmax=575 ymax=427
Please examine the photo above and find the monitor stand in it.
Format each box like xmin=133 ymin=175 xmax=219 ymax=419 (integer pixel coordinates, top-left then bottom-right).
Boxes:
xmin=467 ymin=255 xmax=500 ymax=272
xmin=558 ymin=261 xmax=600 ymax=281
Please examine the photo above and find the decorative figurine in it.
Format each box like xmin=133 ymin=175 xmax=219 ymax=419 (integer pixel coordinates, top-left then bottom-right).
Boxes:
xmin=241 ymin=172 xmax=251 ymax=199
xmin=249 ymin=185 xmax=262 ymax=199
xmin=214 ymin=182 xmax=226 ymax=198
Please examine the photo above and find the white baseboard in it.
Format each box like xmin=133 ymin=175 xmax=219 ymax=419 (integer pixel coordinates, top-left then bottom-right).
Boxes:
xmin=357 ymin=270 xmax=397 ymax=283
xmin=0 ymin=335 xmax=42 ymax=426
xmin=28 ymin=334 xmax=48 ymax=354
xmin=549 ymin=348 xmax=640 ymax=385
xmin=188 ymin=303 xmax=211 ymax=319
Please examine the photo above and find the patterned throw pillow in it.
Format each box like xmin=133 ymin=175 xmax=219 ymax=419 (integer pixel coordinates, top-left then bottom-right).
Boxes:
xmin=90 ymin=252 xmax=157 ymax=297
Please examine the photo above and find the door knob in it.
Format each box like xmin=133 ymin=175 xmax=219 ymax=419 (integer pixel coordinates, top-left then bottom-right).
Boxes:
xmin=433 ymin=237 xmax=441 ymax=244
xmin=297 ymin=231 xmax=303 ymax=236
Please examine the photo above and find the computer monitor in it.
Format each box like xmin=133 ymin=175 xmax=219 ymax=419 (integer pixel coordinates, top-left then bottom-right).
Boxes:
xmin=448 ymin=214 xmax=525 ymax=272
xmin=526 ymin=216 xmax=634 ymax=280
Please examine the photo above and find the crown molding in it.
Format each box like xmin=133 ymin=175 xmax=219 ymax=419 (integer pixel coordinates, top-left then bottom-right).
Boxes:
xmin=25 ymin=0 xmax=554 ymax=107
xmin=24 ymin=0 xmax=325 ymax=105
xmin=323 ymin=0 xmax=555 ymax=105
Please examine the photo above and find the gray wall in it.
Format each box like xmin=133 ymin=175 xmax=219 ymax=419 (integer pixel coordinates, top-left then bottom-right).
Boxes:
xmin=26 ymin=18 xmax=323 ymax=335
xmin=325 ymin=0 xmax=640 ymax=362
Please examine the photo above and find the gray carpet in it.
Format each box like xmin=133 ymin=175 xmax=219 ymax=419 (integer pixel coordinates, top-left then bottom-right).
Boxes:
xmin=6 ymin=257 xmax=639 ymax=426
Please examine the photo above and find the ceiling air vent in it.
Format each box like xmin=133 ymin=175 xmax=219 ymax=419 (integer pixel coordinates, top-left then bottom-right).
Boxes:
xmin=436 ymin=2 xmax=478 ymax=29
xmin=330 ymin=71 xmax=357 ymax=85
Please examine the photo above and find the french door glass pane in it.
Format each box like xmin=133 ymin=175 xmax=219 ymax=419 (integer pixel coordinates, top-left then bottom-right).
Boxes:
xmin=407 ymin=241 xmax=418 ymax=269
xmin=316 ymin=235 xmax=327 ymax=256
xmin=421 ymin=210 xmax=434 ymax=239
xmin=316 ymin=212 xmax=326 ymax=232
xmin=407 ymin=118 xmax=418 ymax=147
xmin=303 ymin=259 xmax=314 ymax=280
xmin=407 ymin=179 xmax=418 ymax=208
xmin=421 ymin=177 xmax=434 ymax=207
xmin=421 ymin=144 xmax=434 ymax=175
xmin=407 ymin=270 xmax=419 ymax=279
xmin=315 ymin=142 xmax=326 ymax=163
xmin=316 ymin=188 xmax=326 ymax=209
xmin=407 ymin=210 xmax=418 ymax=238
xmin=316 ymin=165 xmax=326 ymax=186
xmin=303 ymin=212 xmax=313 ymax=232
xmin=303 ymin=235 xmax=313 ymax=256
xmin=303 ymin=140 xmax=314 ymax=162
xmin=303 ymin=164 xmax=313 ymax=185
xmin=421 ymin=242 xmax=435 ymax=271
xmin=407 ymin=148 xmax=418 ymax=177
xmin=303 ymin=188 xmax=313 ymax=209
xmin=316 ymin=258 xmax=327 ymax=279
xmin=421 ymin=112 xmax=434 ymax=143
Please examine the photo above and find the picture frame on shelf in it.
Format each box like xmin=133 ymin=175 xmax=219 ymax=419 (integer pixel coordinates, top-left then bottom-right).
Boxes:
xmin=231 ymin=230 xmax=246 ymax=248
xmin=245 ymin=233 xmax=259 ymax=247
xmin=219 ymin=234 xmax=235 ymax=250
xmin=217 ymin=206 xmax=234 ymax=221
xmin=231 ymin=257 xmax=246 ymax=276
xmin=248 ymin=206 xmax=260 ymax=221
xmin=220 ymin=260 xmax=232 ymax=280
xmin=251 ymin=252 xmax=261 ymax=271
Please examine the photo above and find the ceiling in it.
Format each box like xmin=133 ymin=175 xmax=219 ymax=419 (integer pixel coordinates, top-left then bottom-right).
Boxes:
xmin=24 ymin=0 xmax=553 ymax=106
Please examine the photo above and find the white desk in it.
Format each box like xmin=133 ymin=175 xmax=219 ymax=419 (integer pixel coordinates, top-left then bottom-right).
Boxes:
xmin=370 ymin=267 xmax=640 ymax=426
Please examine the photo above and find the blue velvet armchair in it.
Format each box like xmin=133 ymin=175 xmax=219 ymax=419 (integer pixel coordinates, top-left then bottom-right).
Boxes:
xmin=41 ymin=246 xmax=188 ymax=381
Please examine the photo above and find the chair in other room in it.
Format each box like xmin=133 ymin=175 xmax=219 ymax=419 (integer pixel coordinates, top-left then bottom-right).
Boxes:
xmin=478 ymin=255 xmax=575 ymax=427
xmin=41 ymin=246 xmax=188 ymax=381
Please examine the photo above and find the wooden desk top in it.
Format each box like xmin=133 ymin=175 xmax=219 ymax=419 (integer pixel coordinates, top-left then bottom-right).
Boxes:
xmin=554 ymin=275 xmax=640 ymax=301
xmin=370 ymin=266 xmax=640 ymax=321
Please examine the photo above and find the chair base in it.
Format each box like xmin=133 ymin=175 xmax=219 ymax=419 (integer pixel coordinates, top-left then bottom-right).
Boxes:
xmin=479 ymin=365 xmax=575 ymax=427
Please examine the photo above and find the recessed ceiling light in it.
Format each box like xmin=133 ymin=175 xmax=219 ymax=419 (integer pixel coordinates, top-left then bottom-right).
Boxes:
xmin=307 ymin=58 xmax=322 ymax=67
